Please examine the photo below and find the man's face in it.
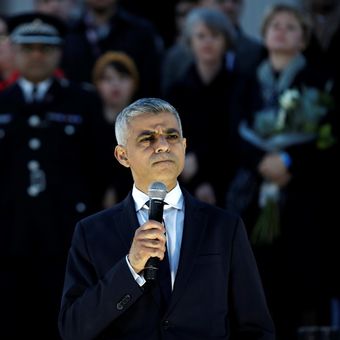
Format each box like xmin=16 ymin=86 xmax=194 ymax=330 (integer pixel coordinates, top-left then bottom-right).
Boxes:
xmin=86 ymin=0 xmax=116 ymax=12
xmin=218 ymin=0 xmax=243 ymax=25
xmin=36 ymin=0 xmax=73 ymax=20
xmin=13 ymin=43 xmax=61 ymax=83
xmin=115 ymin=111 xmax=186 ymax=194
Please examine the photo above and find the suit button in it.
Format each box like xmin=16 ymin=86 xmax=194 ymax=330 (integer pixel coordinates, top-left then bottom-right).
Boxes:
xmin=27 ymin=160 xmax=40 ymax=171
xmin=121 ymin=294 xmax=131 ymax=304
xmin=116 ymin=294 xmax=131 ymax=311
xmin=27 ymin=185 xmax=40 ymax=197
xmin=162 ymin=320 xmax=170 ymax=330
xmin=28 ymin=138 xmax=41 ymax=150
xmin=28 ymin=115 xmax=40 ymax=127
xmin=64 ymin=125 xmax=75 ymax=135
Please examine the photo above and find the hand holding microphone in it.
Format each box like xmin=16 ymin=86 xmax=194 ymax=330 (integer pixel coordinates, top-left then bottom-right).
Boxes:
xmin=144 ymin=182 xmax=167 ymax=280
xmin=128 ymin=182 xmax=167 ymax=279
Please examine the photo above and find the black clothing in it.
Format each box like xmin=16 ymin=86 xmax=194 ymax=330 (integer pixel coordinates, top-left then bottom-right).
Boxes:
xmin=166 ymin=63 xmax=261 ymax=207
xmin=0 ymin=78 xmax=110 ymax=256
xmin=233 ymin=61 xmax=337 ymax=339
xmin=0 ymin=77 xmax=111 ymax=339
xmin=61 ymin=9 xmax=163 ymax=98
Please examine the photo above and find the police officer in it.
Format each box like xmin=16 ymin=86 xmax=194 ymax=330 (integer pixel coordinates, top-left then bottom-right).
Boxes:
xmin=0 ymin=12 xmax=111 ymax=339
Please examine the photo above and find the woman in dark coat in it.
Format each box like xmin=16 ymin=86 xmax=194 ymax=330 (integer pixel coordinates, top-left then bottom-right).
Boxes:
xmin=227 ymin=4 xmax=337 ymax=339
xmin=165 ymin=7 xmax=260 ymax=207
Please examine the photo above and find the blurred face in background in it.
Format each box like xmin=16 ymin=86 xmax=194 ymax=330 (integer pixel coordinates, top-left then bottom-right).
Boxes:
xmin=13 ymin=43 xmax=61 ymax=83
xmin=175 ymin=1 xmax=199 ymax=34
xmin=0 ymin=18 xmax=14 ymax=73
xmin=217 ymin=0 xmax=243 ymax=26
xmin=86 ymin=0 xmax=117 ymax=12
xmin=264 ymin=11 xmax=305 ymax=56
xmin=0 ymin=17 xmax=6 ymax=38
xmin=190 ymin=21 xmax=227 ymax=64
xmin=35 ymin=0 xmax=75 ymax=20
xmin=96 ymin=64 xmax=136 ymax=109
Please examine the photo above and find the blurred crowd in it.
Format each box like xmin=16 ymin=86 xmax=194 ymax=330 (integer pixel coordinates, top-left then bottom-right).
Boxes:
xmin=0 ymin=0 xmax=339 ymax=339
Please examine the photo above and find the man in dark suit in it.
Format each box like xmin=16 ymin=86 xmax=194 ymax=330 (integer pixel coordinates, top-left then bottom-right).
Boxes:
xmin=61 ymin=0 xmax=163 ymax=98
xmin=0 ymin=12 xmax=111 ymax=339
xmin=58 ymin=98 xmax=275 ymax=339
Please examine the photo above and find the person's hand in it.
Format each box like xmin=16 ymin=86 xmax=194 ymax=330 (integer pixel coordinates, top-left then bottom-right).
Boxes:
xmin=258 ymin=153 xmax=291 ymax=187
xmin=195 ymin=182 xmax=216 ymax=205
xmin=128 ymin=221 xmax=166 ymax=273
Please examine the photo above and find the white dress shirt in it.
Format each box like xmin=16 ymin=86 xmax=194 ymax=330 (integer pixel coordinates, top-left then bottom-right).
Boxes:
xmin=126 ymin=182 xmax=185 ymax=289
xmin=18 ymin=77 xmax=52 ymax=103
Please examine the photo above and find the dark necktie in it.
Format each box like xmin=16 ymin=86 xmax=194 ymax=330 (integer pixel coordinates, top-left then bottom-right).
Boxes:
xmin=158 ymin=244 xmax=172 ymax=311
xmin=31 ymin=85 xmax=38 ymax=103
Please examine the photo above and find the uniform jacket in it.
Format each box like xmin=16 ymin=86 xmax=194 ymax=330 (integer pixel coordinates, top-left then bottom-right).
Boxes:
xmin=0 ymin=77 xmax=111 ymax=257
xmin=59 ymin=189 xmax=275 ymax=340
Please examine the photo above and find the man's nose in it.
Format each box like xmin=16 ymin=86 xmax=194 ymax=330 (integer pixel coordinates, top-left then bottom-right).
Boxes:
xmin=155 ymin=135 xmax=170 ymax=153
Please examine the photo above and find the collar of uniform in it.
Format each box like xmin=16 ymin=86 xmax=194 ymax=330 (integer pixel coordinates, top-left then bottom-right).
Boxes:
xmin=132 ymin=182 xmax=183 ymax=212
xmin=18 ymin=77 xmax=52 ymax=102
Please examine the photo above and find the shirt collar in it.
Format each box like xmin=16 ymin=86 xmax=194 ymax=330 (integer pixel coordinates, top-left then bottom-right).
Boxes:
xmin=18 ymin=77 xmax=52 ymax=102
xmin=132 ymin=182 xmax=184 ymax=212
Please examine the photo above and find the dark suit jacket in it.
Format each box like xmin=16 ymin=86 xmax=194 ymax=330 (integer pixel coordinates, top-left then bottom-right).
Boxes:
xmin=59 ymin=189 xmax=275 ymax=340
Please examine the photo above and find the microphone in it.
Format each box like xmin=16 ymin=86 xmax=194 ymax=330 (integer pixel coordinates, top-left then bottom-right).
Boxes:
xmin=144 ymin=181 xmax=167 ymax=281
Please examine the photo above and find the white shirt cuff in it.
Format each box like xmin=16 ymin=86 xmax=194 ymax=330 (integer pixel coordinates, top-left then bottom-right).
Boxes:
xmin=125 ymin=255 xmax=146 ymax=287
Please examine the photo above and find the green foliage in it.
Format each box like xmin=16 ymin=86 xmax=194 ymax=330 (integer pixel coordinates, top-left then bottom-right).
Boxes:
xmin=251 ymin=199 xmax=280 ymax=245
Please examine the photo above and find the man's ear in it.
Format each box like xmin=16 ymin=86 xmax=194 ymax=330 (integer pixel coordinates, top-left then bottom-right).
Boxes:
xmin=114 ymin=145 xmax=130 ymax=168
xmin=183 ymin=137 xmax=187 ymax=150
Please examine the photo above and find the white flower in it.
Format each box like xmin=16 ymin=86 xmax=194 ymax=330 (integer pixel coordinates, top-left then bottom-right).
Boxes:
xmin=258 ymin=181 xmax=280 ymax=208
xmin=279 ymin=89 xmax=300 ymax=110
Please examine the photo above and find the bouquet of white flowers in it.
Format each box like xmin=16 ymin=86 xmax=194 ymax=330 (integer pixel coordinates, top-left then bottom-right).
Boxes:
xmin=239 ymin=85 xmax=335 ymax=245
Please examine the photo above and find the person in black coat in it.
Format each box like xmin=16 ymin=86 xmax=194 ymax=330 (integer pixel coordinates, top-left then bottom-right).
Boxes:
xmin=58 ymin=97 xmax=275 ymax=340
xmin=61 ymin=0 xmax=164 ymax=98
xmin=0 ymin=12 xmax=111 ymax=339
xmin=165 ymin=7 xmax=261 ymax=207
xmin=226 ymin=4 xmax=337 ymax=339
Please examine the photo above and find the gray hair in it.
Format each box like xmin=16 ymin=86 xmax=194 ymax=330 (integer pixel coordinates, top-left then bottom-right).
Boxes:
xmin=183 ymin=7 xmax=236 ymax=49
xmin=115 ymin=97 xmax=183 ymax=146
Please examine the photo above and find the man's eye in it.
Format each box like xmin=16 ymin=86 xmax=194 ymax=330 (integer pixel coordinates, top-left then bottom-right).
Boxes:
xmin=140 ymin=136 xmax=154 ymax=143
xmin=167 ymin=134 xmax=179 ymax=140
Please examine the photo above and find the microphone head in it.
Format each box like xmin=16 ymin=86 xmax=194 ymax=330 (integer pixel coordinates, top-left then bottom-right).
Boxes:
xmin=148 ymin=181 xmax=167 ymax=201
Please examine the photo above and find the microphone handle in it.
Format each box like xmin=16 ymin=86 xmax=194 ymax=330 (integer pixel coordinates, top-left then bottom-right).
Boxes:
xmin=144 ymin=257 xmax=159 ymax=281
xmin=144 ymin=198 xmax=164 ymax=281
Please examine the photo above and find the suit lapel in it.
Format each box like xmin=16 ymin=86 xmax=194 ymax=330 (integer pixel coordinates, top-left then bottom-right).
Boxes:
xmin=114 ymin=193 xmax=140 ymax=250
xmin=167 ymin=191 xmax=208 ymax=313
